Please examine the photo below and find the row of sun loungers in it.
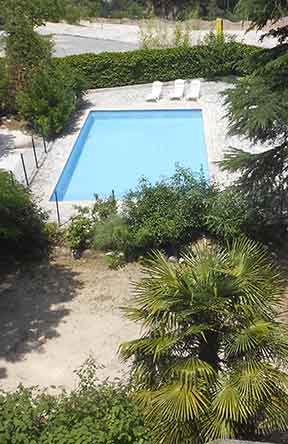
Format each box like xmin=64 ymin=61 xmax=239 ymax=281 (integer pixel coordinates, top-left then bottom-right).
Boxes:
xmin=145 ymin=79 xmax=201 ymax=102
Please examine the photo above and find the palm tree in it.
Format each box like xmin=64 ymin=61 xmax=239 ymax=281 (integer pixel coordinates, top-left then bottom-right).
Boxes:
xmin=120 ymin=238 xmax=288 ymax=444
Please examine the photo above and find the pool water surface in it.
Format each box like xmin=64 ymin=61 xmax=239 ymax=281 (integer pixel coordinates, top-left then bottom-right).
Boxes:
xmin=51 ymin=109 xmax=208 ymax=201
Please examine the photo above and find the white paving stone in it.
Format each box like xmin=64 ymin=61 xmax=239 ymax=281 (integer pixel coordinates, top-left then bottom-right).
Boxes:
xmin=29 ymin=80 xmax=263 ymax=223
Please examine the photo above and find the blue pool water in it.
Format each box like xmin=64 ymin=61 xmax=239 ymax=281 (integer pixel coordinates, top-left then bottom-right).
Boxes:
xmin=51 ymin=109 xmax=208 ymax=201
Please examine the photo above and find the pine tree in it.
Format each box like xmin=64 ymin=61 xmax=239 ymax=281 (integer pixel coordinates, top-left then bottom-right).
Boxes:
xmin=220 ymin=0 xmax=288 ymax=234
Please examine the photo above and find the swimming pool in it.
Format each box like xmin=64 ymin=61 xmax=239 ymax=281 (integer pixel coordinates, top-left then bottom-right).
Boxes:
xmin=51 ymin=109 xmax=208 ymax=201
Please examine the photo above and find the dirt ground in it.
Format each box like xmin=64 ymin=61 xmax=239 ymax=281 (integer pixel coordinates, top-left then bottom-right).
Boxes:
xmin=0 ymin=253 xmax=142 ymax=392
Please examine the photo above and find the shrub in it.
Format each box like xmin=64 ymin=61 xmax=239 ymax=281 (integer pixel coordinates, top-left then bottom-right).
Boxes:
xmin=55 ymin=37 xmax=260 ymax=90
xmin=71 ymin=169 xmax=260 ymax=259
xmin=205 ymin=188 xmax=258 ymax=240
xmin=0 ymin=61 xmax=9 ymax=115
xmin=92 ymin=192 xmax=117 ymax=221
xmin=17 ymin=64 xmax=86 ymax=137
xmin=0 ymin=359 xmax=151 ymax=444
xmin=44 ymin=221 xmax=64 ymax=246
xmin=0 ymin=171 xmax=49 ymax=263
xmin=94 ymin=215 xmax=131 ymax=253
xmin=122 ymin=168 xmax=216 ymax=255
xmin=66 ymin=207 xmax=94 ymax=252
xmin=66 ymin=194 xmax=118 ymax=253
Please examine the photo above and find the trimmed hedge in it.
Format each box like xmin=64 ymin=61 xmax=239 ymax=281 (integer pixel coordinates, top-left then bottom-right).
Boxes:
xmin=54 ymin=41 xmax=260 ymax=90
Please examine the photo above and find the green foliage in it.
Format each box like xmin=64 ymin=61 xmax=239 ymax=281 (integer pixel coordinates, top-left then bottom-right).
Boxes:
xmin=123 ymin=168 xmax=215 ymax=254
xmin=0 ymin=170 xmax=49 ymax=262
xmin=0 ymin=60 xmax=9 ymax=115
xmin=0 ymin=0 xmax=53 ymax=110
xmin=104 ymin=251 xmax=126 ymax=269
xmin=17 ymin=64 xmax=86 ymax=137
xmin=94 ymin=216 xmax=131 ymax=253
xmin=44 ymin=222 xmax=64 ymax=246
xmin=55 ymin=38 xmax=259 ymax=90
xmin=205 ymin=188 xmax=258 ymax=240
xmin=66 ymin=207 xmax=94 ymax=251
xmin=92 ymin=192 xmax=117 ymax=221
xmin=139 ymin=18 xmax=193 ymax=49
xmin=66 ymin=193 xmax=118 ymax=252
xmin=120 ymin=238 xmax=288 ymax=443
xmin=220 ymin=0 xmax=288 ymax=241
xmin=72 ymin=169 xmax=260 ymax=259
xmin=0 ymin=359 xmax=151 ymax=444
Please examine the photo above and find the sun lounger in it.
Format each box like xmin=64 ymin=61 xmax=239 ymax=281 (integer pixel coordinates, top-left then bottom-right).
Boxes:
xmin=145 ymin=81 xmax=163 ymax=102
xmin=186 ymin=80 xmax=201 ymax=100
xmin=169 ymin=79 xmax=185 ymax=100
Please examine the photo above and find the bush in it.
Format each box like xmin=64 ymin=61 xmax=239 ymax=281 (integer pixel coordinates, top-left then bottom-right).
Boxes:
xmin=0 ymin=359 xmax=151 ymax=444
xmin=205 ymin=188 xmax=258 ymax=240
xmin=55 ymin=37 xmax=260 ymax=90
xmin=0 ymin=171 xmax=49 ymax=263
xmin=17 ymin=64 xmax=86 ymax=137
xmin=0 ymin=61 xmax=9 ymax=115
xmin=94 ymin=215 xmax=132 ymax=252
xmin=66 ymin=194 xmax=118 ymax=253
xmin=66 ymin=207 xmax=94 ymax=252
xmin=70 ymin=169 xmax=259 ymax=260
xmin=44 ymin=222 xmax=64 ymax=246
xmin=122 ymin=168 xmax=216 ymax=255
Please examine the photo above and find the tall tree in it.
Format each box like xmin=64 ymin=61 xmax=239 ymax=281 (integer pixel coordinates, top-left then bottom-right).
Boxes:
xmin=220 ymin=0 xmax=288 ymax=233
xmin=120 ymin=238 xmax=288 ymax=444
xmin=0 ymin=0 xmax=52 ymax=108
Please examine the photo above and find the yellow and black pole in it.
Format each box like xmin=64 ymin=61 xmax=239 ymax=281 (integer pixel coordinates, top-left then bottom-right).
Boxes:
xmin=216 ymin=18 xmax=224 ymax=37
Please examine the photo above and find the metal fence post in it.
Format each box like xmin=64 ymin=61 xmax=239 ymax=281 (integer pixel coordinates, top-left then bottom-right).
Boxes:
xmin=41 ymin=128 xmax=47 ymax=154
xmin=54 ymin=191 xmax=61 ymax=226
xmin=31 ymin=136 xmax=39 ymax=169
xmin=20 ymin=153 xmax=29 ymax=187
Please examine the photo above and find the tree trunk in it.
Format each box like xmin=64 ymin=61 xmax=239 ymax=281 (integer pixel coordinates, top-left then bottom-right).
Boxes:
xmin=199 ymin=330 xmax=220 ymax=369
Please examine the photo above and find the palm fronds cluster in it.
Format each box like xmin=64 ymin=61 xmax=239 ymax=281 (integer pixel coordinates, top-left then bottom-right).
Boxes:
xmin=120 ymin=238 xmax=288 ymax=444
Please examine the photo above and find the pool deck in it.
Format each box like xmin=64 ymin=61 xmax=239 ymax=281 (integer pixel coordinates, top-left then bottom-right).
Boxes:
xmin=30 ymin=80 xmax=259 ymax=223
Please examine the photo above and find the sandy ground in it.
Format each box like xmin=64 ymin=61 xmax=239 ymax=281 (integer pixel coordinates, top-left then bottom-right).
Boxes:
xmin=0 ymin=253 xmax=142 ymax=392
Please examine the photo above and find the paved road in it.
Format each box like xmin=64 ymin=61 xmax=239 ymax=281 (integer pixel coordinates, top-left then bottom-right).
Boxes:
xmin=52 ymin=34 xmax=138 ymax=56
xmin=0 ymin=21 xmax=277 ymax=57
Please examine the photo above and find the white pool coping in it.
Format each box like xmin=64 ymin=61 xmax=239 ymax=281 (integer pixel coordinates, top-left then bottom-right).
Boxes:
xmin=30 ymin=81 xmax=260 ymax=223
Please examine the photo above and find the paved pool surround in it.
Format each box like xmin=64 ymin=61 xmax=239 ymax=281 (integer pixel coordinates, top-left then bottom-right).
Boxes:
xmin=31 ymin=80 xmax=261 ymax=223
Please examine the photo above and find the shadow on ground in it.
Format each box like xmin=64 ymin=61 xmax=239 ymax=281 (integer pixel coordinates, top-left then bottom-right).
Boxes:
xmin=0 ymin=131 xmax=15 ymax=159
xmin=0 ymin=261 xmax=83 ymax=374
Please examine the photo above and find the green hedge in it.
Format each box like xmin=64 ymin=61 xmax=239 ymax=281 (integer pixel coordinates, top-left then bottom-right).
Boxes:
xmin=54 ymin=41 xmax=260 ymax=90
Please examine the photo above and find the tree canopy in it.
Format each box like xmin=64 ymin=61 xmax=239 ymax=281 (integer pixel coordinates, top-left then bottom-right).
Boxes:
xmin=120 ymin=238 xmax=288 ymax=444
xmin=220 ymin=0 xmax=288 ymax=233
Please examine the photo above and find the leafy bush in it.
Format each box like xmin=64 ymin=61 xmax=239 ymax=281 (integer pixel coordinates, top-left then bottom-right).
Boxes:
xmin=0 ymin=170 xmax=49 ymax=262
xmin=17 ymin=64 xmax=86 ymax=137
xmin=0 ymin=61 xmax=9 ymax=115
xmin=44 ymin=222 xmax=64 ymax=246
xmin=205 ymin=188 xmax=258 ymax=240
xmin=122 ymin=168 xmax=216 ymax=255
xmin=66 ymin=207 xmax=94 ymax=252
xmin=70 ymin=169 xmax=260 ymax=259
xmin=66 ymin=194 xmax=118 ymax=253
xmin=104 ymin=251 xmax=126 ymax=269
xmin=0 ymin=359 xmax=151 ymax=444
xmin=55 ymin=38 xmax=259 ymax=90
xmin=94 ymin=215 xmax=131 ymax=253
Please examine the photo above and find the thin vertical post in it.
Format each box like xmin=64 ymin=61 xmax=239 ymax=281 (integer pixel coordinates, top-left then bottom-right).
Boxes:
xmin=31 ymin=136 xmax=39 ymax=169
xmin=9 ymin=170 xmax=14 ymax=184
xmin=54 ymin=191 xmax=61 ymax=226
xmin=41 ymin=128 xmax=47 ymax=154
xmin=20 ymin=153 xmax=29 ymax=187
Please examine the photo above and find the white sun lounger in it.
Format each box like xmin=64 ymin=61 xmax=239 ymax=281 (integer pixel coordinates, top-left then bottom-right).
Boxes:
xmin=169 ymin=79 xmax=185 ymax=100
xmin=186 ymin=80 xmax=201 ymax=100
xmin=145 ymin=81 xmax=163 ymax=102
